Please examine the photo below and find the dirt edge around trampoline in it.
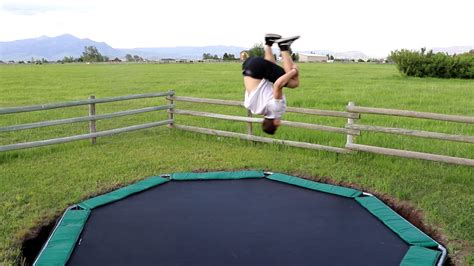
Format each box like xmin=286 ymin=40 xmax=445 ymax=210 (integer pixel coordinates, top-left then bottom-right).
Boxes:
xmin=19 ymin=169 xmax=457 ymax=265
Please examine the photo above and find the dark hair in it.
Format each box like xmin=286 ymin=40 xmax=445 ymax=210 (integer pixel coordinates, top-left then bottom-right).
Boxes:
xmin=262 ymin=118 xmax=277 ymax=135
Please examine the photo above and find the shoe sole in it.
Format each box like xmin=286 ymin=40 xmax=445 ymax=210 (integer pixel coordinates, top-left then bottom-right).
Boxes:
xmin=265 ymin=34 xmax=282 ymax=39
xmin=275 ymin=35 xmax=300 ymax=44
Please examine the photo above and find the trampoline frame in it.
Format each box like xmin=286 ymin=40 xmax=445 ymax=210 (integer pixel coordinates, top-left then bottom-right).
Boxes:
xmin=34 ymin=171 xmax=447 ymax=266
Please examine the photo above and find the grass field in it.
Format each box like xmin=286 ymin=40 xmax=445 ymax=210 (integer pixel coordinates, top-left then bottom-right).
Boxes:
xmin=0 ymin=62 xmax=473 ymax=265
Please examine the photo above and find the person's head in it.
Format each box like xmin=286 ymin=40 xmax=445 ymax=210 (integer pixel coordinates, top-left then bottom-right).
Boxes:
xmin=263 ymin=98 xmax=286 ymax=134
xmin=262 ymin=118 xmax=281 ymax=135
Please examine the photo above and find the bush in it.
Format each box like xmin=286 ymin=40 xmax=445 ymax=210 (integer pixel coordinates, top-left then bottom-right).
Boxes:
xmin=389 ymin=48 xmax=473 ymax=79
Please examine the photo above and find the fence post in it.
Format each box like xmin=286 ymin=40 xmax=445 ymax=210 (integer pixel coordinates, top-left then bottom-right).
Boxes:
xmin=168 ymin=93 xmax=174 ymax=128
xmin=89 ymin=96 xmax=97 ymax=144
xmin=247 ymin=110 xmax=253 ymax=135
xmin=346 ymin=102 xmax=357 ymax=146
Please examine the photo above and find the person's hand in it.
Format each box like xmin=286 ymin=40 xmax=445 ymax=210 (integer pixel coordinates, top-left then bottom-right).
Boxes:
xmin=291 ymin=65 xmax=299 ymax=77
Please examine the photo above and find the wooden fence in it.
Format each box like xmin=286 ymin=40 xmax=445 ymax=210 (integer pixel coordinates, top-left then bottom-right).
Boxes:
xmin=0 ymin=91 xmax=175 ymax=152
xmin=1 ymin=91 xmax=473 ymax=167
xmin=167 ymin=96 xmax=474 ymax=167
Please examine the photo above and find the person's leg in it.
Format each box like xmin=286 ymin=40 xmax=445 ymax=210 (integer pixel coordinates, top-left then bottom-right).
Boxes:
xmin=276 ymin=36 xmax=300 ymax=88
xmin=280 ymin=50 xmax=295 ymax=73
xmin=264 ymin=34 xmax=281 ymax=63
xmin=264 ymin=45 xmax=275 ymax=63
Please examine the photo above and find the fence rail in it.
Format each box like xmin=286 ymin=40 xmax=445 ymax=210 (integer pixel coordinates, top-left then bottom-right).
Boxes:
xmin=169 ymin=96 xmax=473 ymax=167
xmin=345 ymin=104 xmax=473 ymax=166
xmin=1 ymin=92 xmax=473 ymax=167
xmin=172 ymin=109 xmax=359 ymax=135
xmin=0 ymin=91 xmax=174 ymax=152
xmin=0 ymin=120 xmax=172 ymax=152
xmin=169 ymin=96 xmax=358 ymax=118
xmin=347 ymin=105 xmax=474 ymax=124
xmin=346 ymin=143 xmax=474 ymax=166
xmin=0 ymin=105 xmax=174 ymax=132
xmin=0 ymin=92 xmax=173 ymax=115
xmin=345 ymin=124 xmax=474 ymax=143
xmin=174 ymin=125 xmax=352 ymax=154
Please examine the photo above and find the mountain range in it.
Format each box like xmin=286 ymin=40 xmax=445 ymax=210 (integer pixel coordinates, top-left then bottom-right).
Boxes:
xmin=0 ymin=34 xmax=245 ymax=61
xmin=0 ymin=34 xmax=472 ymax=61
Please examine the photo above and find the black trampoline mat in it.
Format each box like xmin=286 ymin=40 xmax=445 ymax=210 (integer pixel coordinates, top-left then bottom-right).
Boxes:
xmin=68 ymin=178 xmax=409 ymax=266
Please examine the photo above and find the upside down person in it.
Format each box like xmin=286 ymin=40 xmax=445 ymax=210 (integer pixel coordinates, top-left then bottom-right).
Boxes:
xmin=242 ymin=34 xmax=300 ymax=135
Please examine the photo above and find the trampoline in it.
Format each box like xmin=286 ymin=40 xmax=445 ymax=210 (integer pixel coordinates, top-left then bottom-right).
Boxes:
xmin=34 ymin=171 xmax=446 ymax=265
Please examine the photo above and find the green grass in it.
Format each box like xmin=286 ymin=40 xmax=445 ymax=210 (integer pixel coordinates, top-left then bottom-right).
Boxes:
xmin=0 ymin=62 xmax=473 ymax=265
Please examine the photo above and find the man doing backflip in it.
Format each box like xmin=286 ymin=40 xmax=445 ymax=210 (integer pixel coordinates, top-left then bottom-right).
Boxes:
xmin=242 ymin=34 xmax=300 ymax=135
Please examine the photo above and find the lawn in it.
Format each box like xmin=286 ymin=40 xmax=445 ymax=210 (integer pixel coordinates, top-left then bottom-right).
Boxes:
xmin=0 ymin=62 xmax=473 ymax=265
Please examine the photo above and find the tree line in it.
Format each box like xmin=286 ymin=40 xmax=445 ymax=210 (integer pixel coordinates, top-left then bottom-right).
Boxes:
xmin=202 ymin=53 xmax=237 ymax=60
xmin=62 ymin=46 xmax=139 ymax=63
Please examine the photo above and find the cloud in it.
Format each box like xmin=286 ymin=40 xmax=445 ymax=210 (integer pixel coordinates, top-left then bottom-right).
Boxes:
xmin=0 ymin=1 xmax=88 ymax=15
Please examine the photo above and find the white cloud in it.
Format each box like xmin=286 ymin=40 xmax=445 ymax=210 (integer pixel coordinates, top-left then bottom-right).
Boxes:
xmin=1 ymin=0 xmax=473 ymax=57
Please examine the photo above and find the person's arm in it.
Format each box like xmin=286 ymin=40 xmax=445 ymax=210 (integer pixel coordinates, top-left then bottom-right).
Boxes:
xmin=273 ymin=68 xmax=298 ymax=99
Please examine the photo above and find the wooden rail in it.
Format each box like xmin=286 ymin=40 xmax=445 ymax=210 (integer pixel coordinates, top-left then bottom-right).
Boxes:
xmin=346 ymin=124 xmax=474 ymax=143
xmin=0 ymin=120 xmax=172 ymax=152
xmin=171 ymin=97 xmax=472 ymax=167
xmin=2 ymin=93 xmax=472 ymax=167
xmin=0 ymin=91 xmax=174 ymax=115
xmin=346 ymin=143 xmax=474 ymax=167
xmin=172 ymin=109 xmax=359 ymax=135
xmin=174 ymin=125 xmax=352 ymax=154
xmin=1 ymin=92 xmax=174 ymax=152
xmin=169 ymin=96 xmax=357 ymax=118
xmin=0 ymin=105 xmax=174 ymax=132
xmin=347 ymin=105 xmax=474 ymax=124
xmin=346 ymin=103 xmax=473 ymax=166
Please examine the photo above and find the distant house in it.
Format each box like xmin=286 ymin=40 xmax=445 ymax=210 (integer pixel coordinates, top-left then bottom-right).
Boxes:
xmin=298 ymin=53 xmax=328 ymax=62
xmin=160 ymin=58 xmax=175 ymax=63
xmin=110 ymin=57 xmax=122 ymax=63
xmin=240 ymin=51 xmax=249 ymax=61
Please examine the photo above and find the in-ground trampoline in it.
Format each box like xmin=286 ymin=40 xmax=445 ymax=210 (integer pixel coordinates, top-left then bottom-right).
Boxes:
xmin=34 ymin=171 xmax=446 ymax=266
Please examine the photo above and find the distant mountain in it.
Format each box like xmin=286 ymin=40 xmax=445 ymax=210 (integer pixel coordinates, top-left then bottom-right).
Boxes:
xmin=430 ymin=46 xmax=473 ymax=55
xmin=300 ymin=50 xmax=370 ymax=60
xmin=0 ymin=34 xmax=246 ymax=61
xmin=334 ymin=51 xmax=370 ymax=60
xmin=125 ymin=46 xmax=245 ymax=60
xmin=0 ymin=34 xmax=120 ymax=61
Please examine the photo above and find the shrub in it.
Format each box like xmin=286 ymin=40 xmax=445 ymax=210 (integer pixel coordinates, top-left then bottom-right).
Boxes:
xmin=389 ymin=48 xmax=473 ymax=79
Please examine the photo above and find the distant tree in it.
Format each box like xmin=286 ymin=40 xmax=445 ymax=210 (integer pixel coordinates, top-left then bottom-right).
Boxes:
xmin=329 ymin=55 xmax=335 ymax=60
xmin=248 ymin=43 xmax=264 ymax=57
xmin=80 ymin=46 xmax=105 ymax=62
xmin=125 ymin=54 xmax=134 ymax=62
xmin=63 ymin=56 xmax=75 ymax=63
xmin=202 ymin=53 xmax=213 ymax=60
xmin=133 ymin=55 xmax=143 ymax=62
xmin=358 ymin=58 xmax=365 ymax=62
xmin=222 ymin=53 xmax=236 ymax=61
xmin=18 ymin=61 xmax=25 ymax=64
xmin=213 ymin=54 xmax=219 ymax=60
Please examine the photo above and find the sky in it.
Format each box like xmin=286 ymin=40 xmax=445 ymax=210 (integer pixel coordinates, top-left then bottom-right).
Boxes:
xmin=0 ymin=0 xmax=473 ymax=57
